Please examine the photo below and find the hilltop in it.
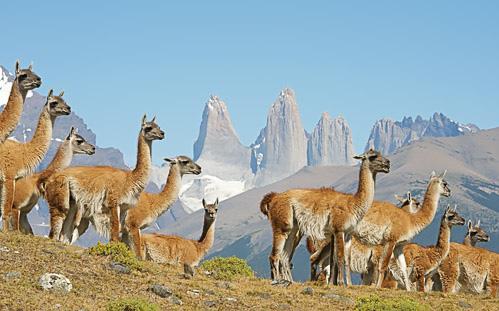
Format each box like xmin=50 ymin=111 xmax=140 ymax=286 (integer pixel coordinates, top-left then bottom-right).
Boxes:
xmin=0 ymin=233 xmax=497 ymax=310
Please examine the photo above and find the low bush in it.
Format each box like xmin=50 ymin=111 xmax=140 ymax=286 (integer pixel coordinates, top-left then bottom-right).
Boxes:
xmin=106 ymin=298 xmax=159 ymax=311
xmin=355 ymin=294 xmax=427 ymax=311
xmin=89 ymin=242 xmax=144 ymax=271
xmin=200 ymin=256 xmax=254 ymax=281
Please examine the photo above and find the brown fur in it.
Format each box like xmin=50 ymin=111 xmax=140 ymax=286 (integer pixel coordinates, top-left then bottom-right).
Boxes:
xmin=308 ymin=193 xmax=421 ymax=285
xmin=259 ymin=192 xmax=277 ymax=217
xmin=123 ymin=156 xmax=201 ymax=259
xmin=0 ymin=61 xmax=41 ymax=144
xmin=391 ymin=207 xmax=465 ymax=292
xmin=10 ymin=128 xmax=94 ymax=233
xmin=261 ymin=149 xmax=390 ymax=283
xmin=350 ymin=171 xmax=451 ymax=290
xmin=45 ymin=115 xmax=164 ymax=243
xmin=141 ymin=198 xmax=218 ymax=277
xmin=436 ymin=220 xmax=497 ymax=296
xmin=0 ymin=90 xmax=69 ymax=231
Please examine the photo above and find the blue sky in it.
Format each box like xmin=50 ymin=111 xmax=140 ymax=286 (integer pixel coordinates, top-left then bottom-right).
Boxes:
xmin=2 ymin=1 xmax=498 ymax=165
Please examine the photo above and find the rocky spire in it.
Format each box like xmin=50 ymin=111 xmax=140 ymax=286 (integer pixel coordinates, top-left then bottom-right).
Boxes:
xmin=252 ymin=88 xmax=308 ymax=185
xmin=193 ymin=95 xmax=251 ymax=180
xmin=308 ymin=112 xmax=354 ymax=166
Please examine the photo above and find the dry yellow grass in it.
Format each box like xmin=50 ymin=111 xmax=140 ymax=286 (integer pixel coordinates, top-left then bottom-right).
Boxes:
xmin=0 ymin=232 xmax=497 ymax=310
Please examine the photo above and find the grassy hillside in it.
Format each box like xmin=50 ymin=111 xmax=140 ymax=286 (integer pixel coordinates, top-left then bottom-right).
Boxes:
xmin=0 ymin=233 xmax=497 ymax=310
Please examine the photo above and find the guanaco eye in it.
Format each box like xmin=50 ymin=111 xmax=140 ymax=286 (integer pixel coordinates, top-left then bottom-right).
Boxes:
xmin=144 ymin=127 xmax=152 ymax=132
xmin=50 ymin=102 xmax=58 ymax=108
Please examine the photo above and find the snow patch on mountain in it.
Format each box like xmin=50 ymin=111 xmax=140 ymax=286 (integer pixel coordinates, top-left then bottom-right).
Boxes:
xmin=179 ymin=175 xmax=245 ymax=212
xmin=0 ymin=65 xmax=13 ymax=107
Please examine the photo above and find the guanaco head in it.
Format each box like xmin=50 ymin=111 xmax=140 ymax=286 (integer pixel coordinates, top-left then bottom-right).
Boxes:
xmin=466 ymin=219 xmax=490 ymax=243
xmin=394 ymin=191 xmax=421 ymax=213
xmin=14 ymin=60 xmax=42 ymax=92
xmin=202 ymin=198 xmax=219 ymax=220
xmin=428 ymin=170 xmax=451 ymax=197
xmin=141 ymin=114 xmax=165 ymax=141
xmin=164 ymin=156 xmax=202 ymax=175
xmin=66 ymin=127 xmax=96 ymax=155
xmin=45 ymin=89 xmax=71 ymax=116
xmin=443 ymin=205 xmax=465 ymax=227
xmin=354 ymin=149 xmax=390 ymax=174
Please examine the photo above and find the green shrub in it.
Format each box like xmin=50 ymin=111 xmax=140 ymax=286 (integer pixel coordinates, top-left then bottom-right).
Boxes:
xmin=355 ymin=295 xmax=427 ymax=311
xmin=200 ymin=256 xmax=254 ymax=281
xmin=89 ymin=242 xmax=144 ymax=271
xmin=106 ymin=298 xmax=159 ymax=311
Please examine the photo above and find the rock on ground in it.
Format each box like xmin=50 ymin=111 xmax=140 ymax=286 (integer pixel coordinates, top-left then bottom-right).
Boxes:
xmin=39 ymin=273 xmax=72 ymax=294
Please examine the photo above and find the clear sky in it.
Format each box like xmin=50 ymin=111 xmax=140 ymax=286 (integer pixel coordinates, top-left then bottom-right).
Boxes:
xmin=2 ymin=1 xmax=498 ymax=165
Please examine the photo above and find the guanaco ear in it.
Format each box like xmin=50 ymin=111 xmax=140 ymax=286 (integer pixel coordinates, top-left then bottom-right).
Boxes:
xmin=59 ymin=91 xmax=64 ymax=97
xmin=467 ymin=220 xmax=472 ymax=230
xmin=202 ymin=198 xmax=206 ymax=208
xmin=214 ymin=197 xmax=219 ymax=207
xmin=66 ymin=127 xmax=76 ymax=140
xmin=453 ymin=204 xmax=457 ymax=212
xmin=15 ymin=60 xmax=20 ymax=74
xmin=164 ymin=157 xmax=177 ymax=165
xmin=394 ymin=195 xmax=404 ymax=203
xmin=151 ymin=115 xmax=156 ymax=123
xmin=430 ymin=171 xmax=437 ymax=179
xmin=444 ymin=204 xmax=451 ymax=214
xmin=476 ymin=219 xmax=480 ymax=227
xmin=28 ymin=61 xmax=33 ymax=71
xmin=407 ymin=191 xmax=412 ymax=200
xmin=440 ymin=169 xmax=447 ymax=178
xmin=47 ymin=89 xmax=54 ymax=99
xmin=141 ymin=114 xmax=147 ymax=126
xmin=353 ymin=153 xmax=365 ymax=160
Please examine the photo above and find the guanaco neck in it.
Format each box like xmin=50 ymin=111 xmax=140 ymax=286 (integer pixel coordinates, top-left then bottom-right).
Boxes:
xmin=127 ymin=131 xmax=151 ymax=195
xmin=352 ymin=160 xmax=375 ymax=220
xmin=463 ymin=234 xmax=477 ymax=247
xmin=0 ymin=79 xmax=27 ymax=142
xmin=21 ymin=107 xmax=56 ymax=174
xmin=434 ymin=217 xmax=451 ymax=258
xmin=197 ymin=216 xmax=216 ymax=255
xmin=37 ymin=140 xmax=73 ymax=188
xmin=152 ymin=164 xmax=182 ymax=214
xmin=409 ymin=182 xmax=440 ymax=235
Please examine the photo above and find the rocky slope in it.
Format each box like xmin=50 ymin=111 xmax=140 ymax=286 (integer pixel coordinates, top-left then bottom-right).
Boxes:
xmin=4 ymin=234 xmax=496 ymax=310
xmin=164 ymin=128 xmax=499 ymax=281
xmin=366 ymin=113 xmax=479 ymax=155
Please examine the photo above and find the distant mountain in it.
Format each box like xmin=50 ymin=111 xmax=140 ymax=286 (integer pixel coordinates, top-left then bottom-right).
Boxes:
xmin=251 ymin=88 xmax=308 ymax=185
xmin=366 ymin=113 xmax=480 ymax=155
xmin=193 ymin=95 xmax=252 ymax=181
xmin=164 ymin=128 xmax=499 ymax=281
xmin=307 ymin=112 xmax=354 ymax=166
